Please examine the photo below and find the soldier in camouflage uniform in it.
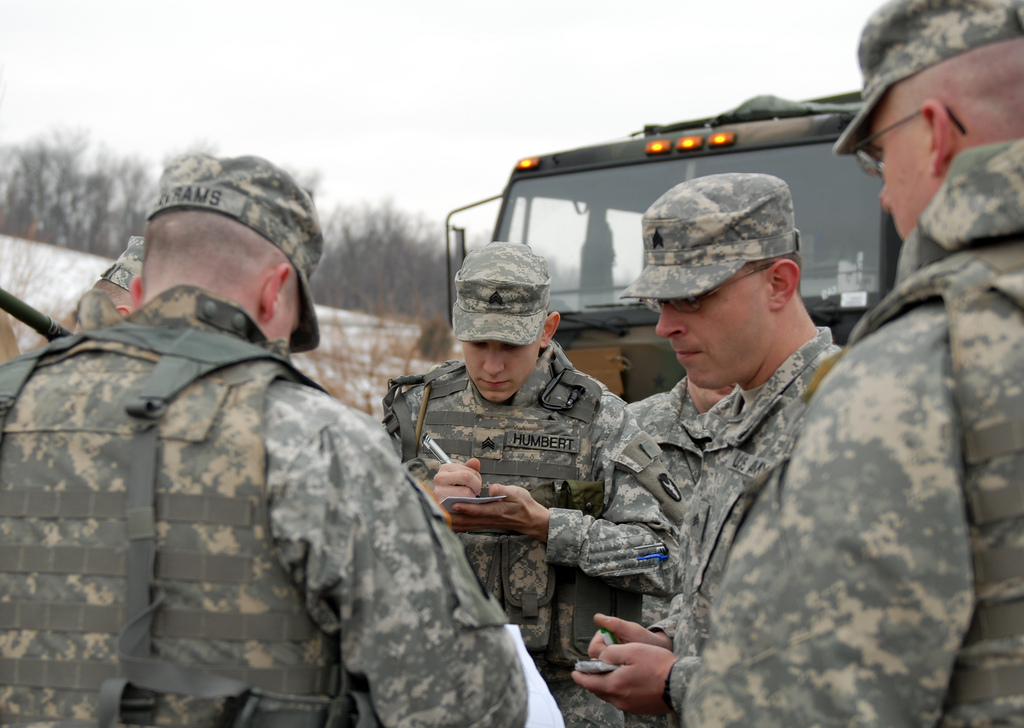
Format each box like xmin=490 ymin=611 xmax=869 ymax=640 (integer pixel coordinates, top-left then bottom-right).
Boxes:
xmin=572 ymin=174 xmax=837 ymax=725
xmin=100 ymin=235 xmax=145 ymax=296
xmin=629 ymin=379 xmax=733 ymax=525
xmin=624 ymin=379 xmax=730 ymax=728
xmin=382 ymin=241 xmax=681 ymax=728
xmin=683 ymin=2 xmax=1024 ymax=726
xmin=75 ymin=236 xmax=145 ymax=333
xmin=0 ymin=153 xmax=527 ymax=728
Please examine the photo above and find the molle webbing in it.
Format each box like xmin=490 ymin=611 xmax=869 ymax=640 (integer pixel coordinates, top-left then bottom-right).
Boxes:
xmin=3 ymin=544 xmax=251 ymax=583
xmin=1 ymin=490 xmax=255 ymax=524
xmin=420 ymin=410 xmax=583 ymax=480
xmin=0 ymin=601 xmax=317 ymax=641
xmin=421 ymin=392 xmax=596 ymax=483
xmin=427 ymin=376 xmax=470 ymax=400
xmin=958 ymin=599 xmax=1024 ymax=707
xmin=423 ymin=410 xmax=479 ymax=428
xmin=969 ymin=482 xmax=1024 ymax=525
xmin=478 ymin=457 xmax=580 ymax=482
xmin=0 ymin=656 xmax=336 ymax=694
xmin=964 ymin=601 xmax=1024 ymax=644
xmin=949 ymin=664 xmax=1024 ymax=704
xmin=0 ymin=321 xmax=341 ymax=725
xmin=938 ymin=242 xmax=1024 ymax=706
xmin=99 ymin=329 xmax=325 ymax=725
xmin=972 ymin=546 xmax=1024 ymax=584
xmin=964 ymin=418 xmax=1024 ymax=465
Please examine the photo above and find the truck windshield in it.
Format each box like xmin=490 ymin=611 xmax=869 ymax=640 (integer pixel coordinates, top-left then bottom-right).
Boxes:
xmin=495 ymin=142 xmax=883 ymax=313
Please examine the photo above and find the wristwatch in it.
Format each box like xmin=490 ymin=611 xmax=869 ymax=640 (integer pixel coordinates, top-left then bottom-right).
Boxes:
xmin=662 ymin=661 xmax=676 ymax=712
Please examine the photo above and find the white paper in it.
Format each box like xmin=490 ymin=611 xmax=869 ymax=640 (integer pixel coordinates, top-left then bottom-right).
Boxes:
xmin=439 ymin=495 xmax=506 ymax=512
xmin=505 ymin=624 xmax=565 ymax=728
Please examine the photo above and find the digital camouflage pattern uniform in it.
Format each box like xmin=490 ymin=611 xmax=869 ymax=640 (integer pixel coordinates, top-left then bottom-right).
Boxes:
xmin=383 ymin=242 xmax=681 ymax=728
xmin=631 ymin=378 xmax=718 ymax=626
xmin=685 ymin=3 xmax=1024 ymax=726
xmin=0 ymin=154 xmax=527 ymax=728
xmin=626 ymin=380 xmax=718 ymax=728
xmin=654 ymin=328 xmax=834 ymax=721
xmin=629 ymin=379 xmax=716 ymax=522
xmin=99 ymin=235 xmax=145 ymax=291
xmin=618 ymin=173 xmax=837 ymax=725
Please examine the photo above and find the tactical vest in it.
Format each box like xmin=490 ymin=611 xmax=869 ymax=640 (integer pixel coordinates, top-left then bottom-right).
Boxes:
xmin=852 ymin=241 xmax=1024 ymax=709
xmin=385 ymin=346 xmax=603 ymax=486
xmin=0 ymin=321 xmax=342 ymax=726
xmin=383 ymin=345 xmax=642 ymax=672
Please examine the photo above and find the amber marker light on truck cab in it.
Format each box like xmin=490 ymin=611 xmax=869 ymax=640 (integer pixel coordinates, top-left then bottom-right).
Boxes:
xmin=645 ymin=139 xmax=672 ymax=155
xmin=708 ymin=131 xmax=736 ymax=147
xmin=516 ymin=157 xmax=541 ymax=170
xmin=676 ymin=135 xmax=704 ymax=151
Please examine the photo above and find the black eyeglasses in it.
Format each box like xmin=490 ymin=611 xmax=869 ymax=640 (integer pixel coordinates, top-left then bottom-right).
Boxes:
xmin=642 ymin=263 xmax=773 ymax=314
xmin=854 ymin=105 xmax=967 ymax=178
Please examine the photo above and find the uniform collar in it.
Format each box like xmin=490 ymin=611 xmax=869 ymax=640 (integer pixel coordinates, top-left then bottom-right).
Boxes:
xmin=127 ymin=285 xmax=291 ymax=356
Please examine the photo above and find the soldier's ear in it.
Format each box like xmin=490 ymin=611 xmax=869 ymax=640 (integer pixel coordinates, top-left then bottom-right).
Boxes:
xmin=129 ymin=276 xmax=145 ymax=309
xmin=765 ymin=259 xmax=801 ymax=310
xmin=539 ymin=311 xmax=560 ymax=347
xmin=922 ymin=99 xmax=961 ymax=180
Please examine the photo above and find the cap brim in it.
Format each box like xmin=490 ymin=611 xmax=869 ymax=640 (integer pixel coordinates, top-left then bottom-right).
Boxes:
xmin=453 ymin=307 xmax=546 ymax=346
xmin=289 ymin=269 xmax=320 ymax=353
xmin=833 ymin=86 xmax=886 ymax=156
xmin=620 ymin=260 xmax=745 ymax=301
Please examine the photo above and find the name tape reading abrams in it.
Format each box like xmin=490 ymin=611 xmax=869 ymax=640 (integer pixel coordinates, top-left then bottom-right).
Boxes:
xmin=157 ymin=186 xmax=224 ymax=207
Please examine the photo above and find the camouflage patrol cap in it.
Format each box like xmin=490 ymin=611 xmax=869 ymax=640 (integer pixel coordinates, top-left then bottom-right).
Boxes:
xmin=620 ymin=173 xmax=799 ymax=301
xmin=834 ymin=0 xmax=1024 ymax=155
xmin=453 ymin=241 xmax=551 ymax=346
xmin=99 ymin=235 xmax=145 ymax=291
xmin=147 ymin=153 xmax=323 ymax=352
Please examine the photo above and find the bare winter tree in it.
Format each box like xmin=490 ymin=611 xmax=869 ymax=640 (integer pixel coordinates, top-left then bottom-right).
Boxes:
xmin=314 ymin=199 xmax=449 ymax=321
xmin=0 ymin=131 xmax=452 ymax=334
xmin=0 ymin=131 xmax=155 ymax=257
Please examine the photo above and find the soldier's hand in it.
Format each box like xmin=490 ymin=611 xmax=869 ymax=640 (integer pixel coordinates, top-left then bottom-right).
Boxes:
xmin=572 ymin=643 xmax=677 ymax=714
xmin=588 ymin=613 xmax=671 ymax=658
xmin=433 ymin=458 xmax=483 ymax=500
xmin=447 ymin=483 xmax=551 ymax=541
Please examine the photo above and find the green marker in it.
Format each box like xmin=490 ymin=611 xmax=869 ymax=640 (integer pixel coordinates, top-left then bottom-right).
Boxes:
xmin=600 ymin=628 xmax=617 ymax=645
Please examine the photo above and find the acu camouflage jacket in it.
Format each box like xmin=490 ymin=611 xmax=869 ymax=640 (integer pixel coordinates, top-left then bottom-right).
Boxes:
xmin=685 ymin=140 xmax=1024 ymax=728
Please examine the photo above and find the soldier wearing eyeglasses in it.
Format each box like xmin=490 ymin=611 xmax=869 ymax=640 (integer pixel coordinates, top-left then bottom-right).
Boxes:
xmin=682 ymin=1 xmax=1024 ymax=726
xmin=571 ymin=172 xmax=836 ymax=724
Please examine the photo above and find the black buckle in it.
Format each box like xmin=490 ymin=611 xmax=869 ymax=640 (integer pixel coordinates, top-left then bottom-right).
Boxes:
xmin=539 ymin=370 xmax=585 ymax=412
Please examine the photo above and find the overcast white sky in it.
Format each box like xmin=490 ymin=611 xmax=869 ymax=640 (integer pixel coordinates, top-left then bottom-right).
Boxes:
xmin=2 ymin=0 xmax=882 ymax=240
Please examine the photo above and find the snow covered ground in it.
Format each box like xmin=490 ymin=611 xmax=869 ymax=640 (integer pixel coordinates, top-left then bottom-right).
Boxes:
xmin=0 ymin=234 xmax=458 ymax=416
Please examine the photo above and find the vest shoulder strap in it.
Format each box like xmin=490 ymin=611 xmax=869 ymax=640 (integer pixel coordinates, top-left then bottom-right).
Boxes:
xmin=382 ymin=360 xmax=465 ymax=462
xmin=0 ymin=333 xmax=91 ymax=449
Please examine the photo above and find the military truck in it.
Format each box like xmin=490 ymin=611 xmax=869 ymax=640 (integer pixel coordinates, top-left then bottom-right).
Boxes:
xmin=445 ymin=93 xmax=898 ymax=402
